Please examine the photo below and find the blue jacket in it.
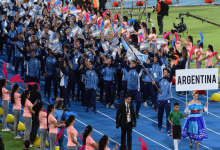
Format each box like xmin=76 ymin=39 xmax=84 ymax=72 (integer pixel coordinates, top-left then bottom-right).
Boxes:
xmin=45 ymin=55 xmax=57 ymax=76
xmin=16 ymin=45 xmax=42 ymax=77
xmin=16 ymin=23 xmax=24 ymax=33
xmin=15 ymin=41 xmax=25 ymax=58
xmin=142 ymin=68 xmax=152 ymax=83
xmin=7 ymin=30 xmax=17 ymax=44
xmin=60 ymin=68 xmax=70 ymax=87
xmin=81 ymin=64 xmax=106 ymax=89
xmin=120 ymin=58 xmax=143 ymax=90
xmin=144 ymin=53 xmax=163 ymax=82
xmin=122 ymin=67 xmax=128 ymax=81
xmin=102 ymin=65 xmax=116 ymax=81
xmin=160 ymin=56 xmax=168 ymax=68
xmin=157 ymin=68 xmax=174 ymax=101
xmin=70 ymin=51 xmax=81 ymax=70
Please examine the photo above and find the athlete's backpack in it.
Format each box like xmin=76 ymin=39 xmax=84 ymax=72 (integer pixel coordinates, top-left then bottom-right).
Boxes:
xmin=160 ymin=1 xmax=169 ymax=16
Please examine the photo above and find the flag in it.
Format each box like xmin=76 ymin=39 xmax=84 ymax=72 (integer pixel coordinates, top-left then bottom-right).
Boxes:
xmin=126 ymin=26 xmax=134 ymax=33
xmin=71 ymin=26 xmax=79 ymax=36
xmin=53 ymin=6 xmax=62 ymax=16
xmin=140 ymin=42 xmax=149 ymax=51
xmin=111 ymin=37 xmax=119 ymax=47
xmin=9 ymin=74 xmax=24 ymax=85
xmin=157 ymin=38 xmax=166 ymax=50
xmin=2 ymin=63 xmax=7 ymax=80
xmin=92 ymin=30 xmax=100 ymax=37
xmin=54 ymin=127 xmax=65 ymax=145
xmin=24 ymin=20 xmax=30 ymax=27
xmin=122 ymin=38 xmax=148 ymax=63
xmin=69 ymin=8 xmax=78 ymax=16
xmin=19 ymin=9 xmax=26 ymax=17
xmin=101 ymin=41 xmax=110 ymax=52
xmin=138 ymin=137 xmax=148 ymax=150
xmin=55 ymin=1 xmax=61 ymax=5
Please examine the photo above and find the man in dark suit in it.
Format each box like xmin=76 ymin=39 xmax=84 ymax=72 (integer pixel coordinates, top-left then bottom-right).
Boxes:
xmin=116 ymin=94 xmax=136 ymax=150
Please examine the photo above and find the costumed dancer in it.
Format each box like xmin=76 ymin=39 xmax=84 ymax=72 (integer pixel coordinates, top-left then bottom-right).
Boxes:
xmin=181 ymin=91 xmax=208 ymax=150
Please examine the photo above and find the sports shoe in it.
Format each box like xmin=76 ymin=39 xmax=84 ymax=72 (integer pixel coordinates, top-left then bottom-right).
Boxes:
xmin=143 ymin=102 xmax=147 ymax=107
xmin=106 ymin=104 xmax=109 ymax=108
xmin=12 ymin=66 xmax=15 ymax=70
xmin=136 ymin=111 xmax=139 ymax=119
xmin=167 ymin=130 xmax=172 ymax=136
xmin=2 ymin=128 xmax=11 ymax=131
xmin=152 ymin=104 xmax=154 ymax=109
xmin=183 ymin=93 xmax=189 ymax=96
xmin=6 ymin=63 xmax=9 ymax=68
xmin=29 ymin=144 xmax=33 ymax=147
xmin=177 ymin=92 xmax=181 ymax=96
xmin=94 ymin=110 xmax=97 ymax=114
xmin=14 ymin=135 xmax=22 ymax=139
xmin=154 ymin=108 xmax=157 ymax=112
xmin=158 ymin=128 xmax=162 ymax=134
xmin=110 ymin=104 xmax=115 ymax=109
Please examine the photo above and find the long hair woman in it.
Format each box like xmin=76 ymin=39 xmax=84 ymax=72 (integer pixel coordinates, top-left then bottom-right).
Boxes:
xmin=11 ymin=84 xmax=22 ymax=138
xmin=36 ymin=102 xmax=47 ymax=150
xmin=0 ymin=78 xmax=12 ymax=131
xmin=197 ymin=44 xmax=213 ymax=68
xmin=21 ymin=90 xmax=35 ymax=141
xmin=58 ymin=60 xmax=72 ymax=110
xmin=83 ymin=125 xmax=99 ymax=150
xmin=99 ymin=135 xmax=118 ymax=150
xmin=47 ymin=104 xmax=65 ymax=150
xmin=65 ymin=115 xmax=82 ymax=150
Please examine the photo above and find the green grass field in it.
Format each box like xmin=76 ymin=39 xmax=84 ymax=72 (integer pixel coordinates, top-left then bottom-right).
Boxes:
xmin=111 ymin=5 xmax=220 ymax=68
xmin=0 ymin=125 xmax=36 ymax=150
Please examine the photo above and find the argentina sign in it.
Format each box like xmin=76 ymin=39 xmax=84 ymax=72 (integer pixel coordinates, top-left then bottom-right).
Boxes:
xmin=175 ymin=68 xmax=218 ymax=91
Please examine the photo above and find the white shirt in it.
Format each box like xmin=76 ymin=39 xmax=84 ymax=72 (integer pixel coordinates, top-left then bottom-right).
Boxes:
xmin=59 ymin=71 xmax=64 ymax=86
xmin=125 ymin=102 xmax=131 ymax=123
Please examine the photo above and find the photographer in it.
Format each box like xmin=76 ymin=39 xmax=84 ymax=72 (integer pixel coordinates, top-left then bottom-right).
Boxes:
xmin=155 ymin=0 xmax=164 ymax=35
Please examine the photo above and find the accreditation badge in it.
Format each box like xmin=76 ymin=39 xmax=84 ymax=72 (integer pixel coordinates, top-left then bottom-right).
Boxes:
xmin=127 ymin=113 xmax=130 ymax=119
xmin=154 ymin=73 xmax=157 ymax=78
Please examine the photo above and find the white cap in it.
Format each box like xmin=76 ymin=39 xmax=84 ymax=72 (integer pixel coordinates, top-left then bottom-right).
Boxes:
xmin=34 ymin=0 xmax=38 ymax=2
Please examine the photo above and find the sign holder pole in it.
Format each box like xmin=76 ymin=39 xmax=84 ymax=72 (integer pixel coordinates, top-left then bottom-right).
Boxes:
xmin=207 ymin=90 xmax=208 ymax=115
xmin=186 ymin=91 xmax=187 ymax=103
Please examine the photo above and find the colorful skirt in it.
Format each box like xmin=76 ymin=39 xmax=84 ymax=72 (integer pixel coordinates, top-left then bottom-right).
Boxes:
xmin=181 ymin=115 xmax=208 ymax=141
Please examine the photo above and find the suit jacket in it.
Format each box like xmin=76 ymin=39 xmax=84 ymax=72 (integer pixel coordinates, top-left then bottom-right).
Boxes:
xmin=116 ymin=102 xmax=136 ymax=128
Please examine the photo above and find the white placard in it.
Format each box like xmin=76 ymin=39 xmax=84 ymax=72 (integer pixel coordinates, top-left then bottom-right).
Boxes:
xmin=175 ymin=68 xmax=218 ymax=91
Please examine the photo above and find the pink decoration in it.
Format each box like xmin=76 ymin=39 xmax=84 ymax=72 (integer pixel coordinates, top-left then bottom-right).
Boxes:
xmin=163 ymin=31 xmax=171 ymax=39
xmin=189 ymin=46 xmax=196 ymax=59
xmin=26 ymin=82 xmax=40 ymax=91
xmin=54 ymin=127 xmax=65 ymax=145
xmin=2 ymin=63 xmax=7 ymax=80
xmin=103 ymin=10 xmax=111 ymax=17
xmin=63 ymin=6 xmax=68 ymax=13
xmin=9 ymin=74 xmax=24 ymax=85
xmin=174 ymin=32 xmax=178 ymax=44
xmin=113 ymin=13 xmax=120 ymax=21
xmin=209 ymin=51 xmax=218 ymax=58
xmin=138 ymin=137 xmax=148 ymax=150
xmin=47 ymin=0 xmax=51 ymax=11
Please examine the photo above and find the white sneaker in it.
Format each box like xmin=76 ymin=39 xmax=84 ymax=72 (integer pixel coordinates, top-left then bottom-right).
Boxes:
xmin=110 ymin=104 xmax=115 ymax=109
xmin=29 ymin=144 xmax=33 ymax=147
xmin=2 ymin=128 xmax=11 ymax=131
xmin=12 ymin=66 xmax=15 ymax=70
xmin=106 ymin=104 xmax=109 ymax=108
xmin=143 ymin=102 xmax=147 ymax=107
xmin=6 ymin=63 xmax=9 ymax=68
xmin=14 ymin=135 xmax=22 ymax=139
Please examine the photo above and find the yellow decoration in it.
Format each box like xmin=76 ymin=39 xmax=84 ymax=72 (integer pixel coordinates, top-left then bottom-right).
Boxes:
xmin=210 ymin=93 xmax=220 ymax=102
xmin=0 ymin=107 xmax=3 ymax=116
xmin=33 ymin=134 xmax=49 ymax=147
xmin=6 ymin=114 xmax=14 ymax=124
xmin=55 ymin=146 xmax=60 ymax=150
xmin=11 ymin=121 xmax=25 ymax=131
